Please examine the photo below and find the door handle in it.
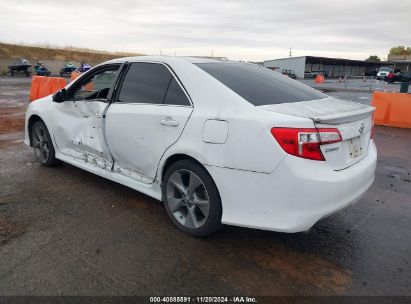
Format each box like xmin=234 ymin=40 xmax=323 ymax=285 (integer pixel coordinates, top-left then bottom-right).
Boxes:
xmin=160 ymin=118 xmax=179 ymax=127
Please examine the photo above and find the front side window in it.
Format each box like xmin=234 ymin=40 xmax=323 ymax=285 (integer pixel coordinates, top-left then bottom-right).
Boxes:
xmin=67 ymin=65 xmax=120 ymax=101
xmin=118 ymin=62 xmax=191 ymax=106
xmin=196 ymin=62 xmax=326 ymax=106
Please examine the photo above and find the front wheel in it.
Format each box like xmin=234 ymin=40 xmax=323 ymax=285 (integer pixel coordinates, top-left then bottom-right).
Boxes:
xmin=31 ymin=121 xmax=60 ymax=166
xmin=162 ymin=160 xmax=222 ymax=237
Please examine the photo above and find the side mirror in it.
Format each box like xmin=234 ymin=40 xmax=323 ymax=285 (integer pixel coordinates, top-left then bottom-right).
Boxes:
xmin=53 ymin=88 xmax=66 ymax=103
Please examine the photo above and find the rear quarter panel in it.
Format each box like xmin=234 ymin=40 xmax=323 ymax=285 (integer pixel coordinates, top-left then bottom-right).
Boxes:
xmin=158 ymin=103 xmax=315 ymax=176
xmin=157 ymin=59 xmax=318 ymax=176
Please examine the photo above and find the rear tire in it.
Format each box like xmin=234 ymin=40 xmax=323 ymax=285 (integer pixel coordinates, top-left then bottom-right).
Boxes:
xmin=31 ymin=121 xmax=60 ymax=166
xmin=162 ymin=159 xmax=222 ymax=237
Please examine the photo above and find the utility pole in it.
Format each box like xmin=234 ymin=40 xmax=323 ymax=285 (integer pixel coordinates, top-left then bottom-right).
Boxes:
xmin=289 ymin=47 xmax=292 ymax=58
xmin=211 ymin=50 xmax=214 ymax=57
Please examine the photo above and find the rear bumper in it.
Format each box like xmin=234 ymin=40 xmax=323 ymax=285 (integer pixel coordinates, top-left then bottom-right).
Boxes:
xmin=207 ymin=141 xmax=377 ymax=232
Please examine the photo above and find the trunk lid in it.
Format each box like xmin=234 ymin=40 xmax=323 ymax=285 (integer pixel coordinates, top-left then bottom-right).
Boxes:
xmin=260 ymin=97 xmax=375 ymax=170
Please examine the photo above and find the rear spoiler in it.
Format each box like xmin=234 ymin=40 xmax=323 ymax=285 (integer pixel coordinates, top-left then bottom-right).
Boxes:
xmin=258 ymin=97 xmax=375 ymax=125
xmin=311 ymin=106 xmax=375 ymax=124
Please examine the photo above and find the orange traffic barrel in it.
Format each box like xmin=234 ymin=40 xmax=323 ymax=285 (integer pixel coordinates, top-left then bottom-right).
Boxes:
xmin=30 ymin=77 xmax=67 ymax=101
xmin=29 ymin=76 xmax=46 ymax=102
xmin=37 ymin=77 xmax=51 ymax=99
xmin=315 ymin=75 xmax=324 ymax=83
xmin=49 ymin=77 xmax=66 ymax=94
xmin=84 ymin=81 xmax=94 ymax=91
xmin=70 ymin=71 xmax=80 ymax=82
xmin=371 ymin=92 xmax=411 ymax=128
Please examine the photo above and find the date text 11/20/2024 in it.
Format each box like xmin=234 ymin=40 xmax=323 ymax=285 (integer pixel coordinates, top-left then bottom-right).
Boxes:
xmin=149 ymin=296 xmax=258 ymax=303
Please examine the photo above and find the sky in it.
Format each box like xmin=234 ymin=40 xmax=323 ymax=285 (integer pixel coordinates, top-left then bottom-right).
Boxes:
xmin=1 ymin=0 xmax=410 ymax=62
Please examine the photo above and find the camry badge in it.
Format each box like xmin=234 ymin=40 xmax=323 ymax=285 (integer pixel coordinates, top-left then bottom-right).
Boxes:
xmin=359 ymin=122 xmax=365 ymax=134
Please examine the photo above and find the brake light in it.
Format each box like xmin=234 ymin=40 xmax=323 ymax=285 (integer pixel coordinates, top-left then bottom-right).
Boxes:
xmin=271 ymin=128 xmax=342 ymax=161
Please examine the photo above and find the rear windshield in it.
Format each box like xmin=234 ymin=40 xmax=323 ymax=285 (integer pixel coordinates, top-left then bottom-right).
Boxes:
xmin=195 ymin=62 xmax=326 ymax=106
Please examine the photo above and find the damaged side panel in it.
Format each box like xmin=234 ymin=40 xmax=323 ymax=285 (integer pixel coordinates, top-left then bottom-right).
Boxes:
xmin=52 ymin=100 xmax=154 ymax=183
xmin=52 ymin=100 xmax=113 ymax=171
xmin=112 ymin=164 xmax=153 ymax=184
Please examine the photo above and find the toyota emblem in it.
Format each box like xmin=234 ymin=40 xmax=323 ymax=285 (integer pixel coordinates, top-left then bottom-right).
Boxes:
xmin=359 ymin=122 xmax=365 ymax=134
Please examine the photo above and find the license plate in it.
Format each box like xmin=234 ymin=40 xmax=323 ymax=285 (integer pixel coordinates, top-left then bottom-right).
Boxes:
xmin=348 ymin=136 xmax=362 ymax=158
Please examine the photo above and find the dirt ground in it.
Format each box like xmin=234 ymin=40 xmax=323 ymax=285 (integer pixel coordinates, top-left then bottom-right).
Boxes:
xmin=0 ymin=77 xmax=410 ymax=297
xmin=0 ymin=78 xmax=28 ymax=133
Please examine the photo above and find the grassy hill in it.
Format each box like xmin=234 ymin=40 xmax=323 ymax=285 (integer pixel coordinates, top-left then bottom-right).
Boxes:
xmin=0 ymin=42 xmax=142 ymax=62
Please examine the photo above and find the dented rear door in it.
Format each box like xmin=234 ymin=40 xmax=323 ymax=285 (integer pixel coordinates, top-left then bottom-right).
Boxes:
xmin=104 ymin=62 xmax=193 ymax=183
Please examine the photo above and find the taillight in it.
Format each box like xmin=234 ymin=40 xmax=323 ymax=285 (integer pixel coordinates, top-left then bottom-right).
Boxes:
xmin=271 ymin=128 xmax=342 ymax=161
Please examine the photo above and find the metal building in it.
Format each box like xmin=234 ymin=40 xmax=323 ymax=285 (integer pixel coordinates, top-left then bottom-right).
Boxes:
xmin=388 ymin=55 xmax=411 ymax=72
xmin=263 ymin=56 xmax=393 ymax=79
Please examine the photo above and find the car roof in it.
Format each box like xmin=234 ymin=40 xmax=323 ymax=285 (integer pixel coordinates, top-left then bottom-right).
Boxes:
xmin=92 ymin=55 xmax=257 ymax=113
xmin=103 ymin=55 xmax=226 ymax=65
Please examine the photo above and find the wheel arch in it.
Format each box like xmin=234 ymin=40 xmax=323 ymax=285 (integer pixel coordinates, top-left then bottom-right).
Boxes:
xmin=160 ymin=153 xmax=205 ymax=183
xmin=27 ymin=114 xmax=45 ymax=147
xmin=159 ymin=152 xmax=223 ymax=203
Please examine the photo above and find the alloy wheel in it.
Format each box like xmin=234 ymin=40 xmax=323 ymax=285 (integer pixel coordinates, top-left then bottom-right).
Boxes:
xmin=32 ymin=124 xmax=50 ymax=163
xmin=166 ymin=169 xmax=210 ymax=229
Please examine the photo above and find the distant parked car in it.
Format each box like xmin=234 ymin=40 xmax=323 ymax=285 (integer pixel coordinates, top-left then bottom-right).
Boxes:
xmin=8 ymin=58 xmax=31 ymax=77
xmin=60 ymin=62 xmax=77 ymax=77
xmin=395 ymin=71 xmax=411 ymax=83
xmin=304 ymin=71 xmax=316 ymax=79
xmin=282 ymin=69 xmax=297 ymax=79
xmin=364 ymin=71 xmax=377 ymax=77
xmin=78 ymin=63 xmax=91 ymax=73
xmin=34 ymin=62 xmax=51 ymax=76
xmin=377 ymin=67 xmax=391 ymax=80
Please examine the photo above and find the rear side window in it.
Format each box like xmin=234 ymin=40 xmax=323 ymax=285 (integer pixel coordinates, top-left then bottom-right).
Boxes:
xmin=118 ymin=62 xmax=190 ymax=106
xmin=195 ymin=62 xmax=326 ymax=106
xmin=164 ymin=78 xmax=190 ymax=106
xmin=118 ymin=63 xmax=172 ymax=104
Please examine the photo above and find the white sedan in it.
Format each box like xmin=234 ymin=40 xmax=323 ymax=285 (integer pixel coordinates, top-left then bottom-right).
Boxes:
xmin=24 ymin=56 xmax=377 ymax=236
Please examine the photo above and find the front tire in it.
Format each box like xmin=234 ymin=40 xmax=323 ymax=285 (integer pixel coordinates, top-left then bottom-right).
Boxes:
xmin=31 ymin=121 xmax=60 ymax=166
xmin=162 ymin=159 xmax=222 ymax=237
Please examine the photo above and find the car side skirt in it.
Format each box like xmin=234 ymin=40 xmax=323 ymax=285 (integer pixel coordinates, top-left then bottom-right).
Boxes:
xmin=55 ymin=152 xmax=162 ymax=201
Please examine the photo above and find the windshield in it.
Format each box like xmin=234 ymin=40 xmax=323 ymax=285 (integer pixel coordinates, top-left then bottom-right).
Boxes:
xmin=195 ymin=62 xmax=326 ymax=106
xmin=379 ymin=67 xmax=391 ymax=72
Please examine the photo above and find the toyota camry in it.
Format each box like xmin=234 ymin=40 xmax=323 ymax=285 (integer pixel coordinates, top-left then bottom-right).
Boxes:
xmin=25 ymin=56 xmax=377 ymax=236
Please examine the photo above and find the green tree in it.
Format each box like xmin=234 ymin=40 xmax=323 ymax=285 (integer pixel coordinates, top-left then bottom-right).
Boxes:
xmin=389 ymin=46 xmax=411 ymax=55
xmin=365 ymin=55 xmax=381 ymax=62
